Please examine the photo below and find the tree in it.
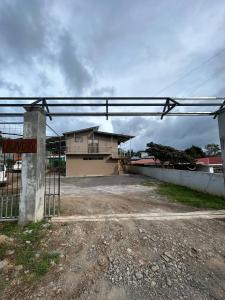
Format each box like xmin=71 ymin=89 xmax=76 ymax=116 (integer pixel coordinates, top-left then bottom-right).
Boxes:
xmin=146 ymin=142 xmax=195 ymax=167
xmin=185 ymin=145 xmax=205 ymax=159
xmin=205 ymin=144 xmax=221 ymax=156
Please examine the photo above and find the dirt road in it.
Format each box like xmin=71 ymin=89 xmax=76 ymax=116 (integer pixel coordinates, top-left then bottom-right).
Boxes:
xmin=3 ymin=175 xmax=225 ymax=299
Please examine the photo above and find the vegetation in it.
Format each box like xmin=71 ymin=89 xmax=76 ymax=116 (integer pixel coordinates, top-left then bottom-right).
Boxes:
xmin=205 ymin=144 xmax=221 ymax=156
xmin=146 ymin=142 xmax=195 ymax=167
xmin=158 ymin=182 xmax=225 ymax=210
xmin=0 ymin=221 xmax=60 ymax=292
xmin=184 ymin=145 xmax=205 ymax=158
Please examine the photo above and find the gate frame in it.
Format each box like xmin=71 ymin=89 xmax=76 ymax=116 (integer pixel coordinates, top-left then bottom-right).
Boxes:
xmin=0 ymin=97 xmax=225 ymax=224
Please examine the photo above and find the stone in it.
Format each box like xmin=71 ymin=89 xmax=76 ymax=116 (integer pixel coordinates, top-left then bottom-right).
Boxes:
xmin=161 ymin=254 xmax=170 ymax=262
xmin=127 ymin=248 xmax=132 ymax=254
xmin=151 ymin=265 xmax=159 ymax=272
xmin=135 ymin=272 xmax=143 ymax=280
xmin=98 ymin=256 xmax=107 ymax=266
xmin=166 ymin=278 xmax=172 ymax=287
xmin=151 ymin=280 xmax=156 ymax=287
xmin=23 ymin=230 xmax=33 ymax=234
xmin=15 ymin=265 xmax=23 ymax=271
xmin=149 ymin=235 xmax=157 ymax=242
xmin=0 ymin=259 xmax=10 ymax=270
xmin=6 ymin=250 xmax=15 ymax=256
xmin=164 ymin=251 xmax=173 ymax=260
xmin=0 ymin=235 xmax=9 ymax=245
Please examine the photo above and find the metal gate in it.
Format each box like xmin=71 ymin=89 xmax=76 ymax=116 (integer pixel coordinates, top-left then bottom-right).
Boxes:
xmin=44 ymin=136 xmax=63 ymax=217
xmin=0 ymin=122 xmax=23 ymax=220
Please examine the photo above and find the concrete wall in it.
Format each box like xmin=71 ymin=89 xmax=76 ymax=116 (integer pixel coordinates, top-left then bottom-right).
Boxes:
xmin=127 ymin=165 xmax=225 ymax=197
xmin=66 ymin=155 xmax=118 ymax=176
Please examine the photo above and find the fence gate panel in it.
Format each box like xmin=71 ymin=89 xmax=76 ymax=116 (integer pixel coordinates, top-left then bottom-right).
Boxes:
xmin=44 ymin=137 xmax=62 ymax=217
xmin=0 ymin=123 xmax=23 ymax=221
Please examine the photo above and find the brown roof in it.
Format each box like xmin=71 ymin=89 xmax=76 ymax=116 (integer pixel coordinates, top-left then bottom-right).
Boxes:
xmin=63 ymin=126 xmax=134 ymax=143
xmin=63 ymin=126 xmax=99 ymax=135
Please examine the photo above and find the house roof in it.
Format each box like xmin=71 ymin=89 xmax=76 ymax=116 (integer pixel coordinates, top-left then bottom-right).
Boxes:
xmin=131 ymin=158 xmax=160 ymax=165
xmin=63 ymin=126 xmax=99 ymax=135
xmin=196 ymin=156 xmax=223 ymax=165
xmin=63 ymin=126 xmax=134 ymax=143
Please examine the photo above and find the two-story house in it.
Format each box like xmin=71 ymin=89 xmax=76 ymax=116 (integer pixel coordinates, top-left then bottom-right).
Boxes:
xmin=63 ymin=126 xmax=134 ymax=177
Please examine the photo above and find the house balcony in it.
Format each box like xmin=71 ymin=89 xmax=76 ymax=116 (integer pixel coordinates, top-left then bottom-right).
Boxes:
xmin=66 ymin=145 xmax=127 ymax=158
xmin=66 ymin=145 xmax=117 ymax=155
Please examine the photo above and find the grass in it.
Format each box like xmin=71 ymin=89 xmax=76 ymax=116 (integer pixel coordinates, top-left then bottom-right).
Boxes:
xmin=0 ymin=221 xmax=59 ymax=293
xmin=158 ymin=182 xmax=225 ymax=210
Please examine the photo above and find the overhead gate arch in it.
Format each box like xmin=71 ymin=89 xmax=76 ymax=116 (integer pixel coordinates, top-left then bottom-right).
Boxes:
xmin=0 ymin=97 xmax=225 ymax=222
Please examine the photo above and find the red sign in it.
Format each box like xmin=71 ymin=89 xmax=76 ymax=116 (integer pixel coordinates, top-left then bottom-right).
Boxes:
xmin=2 ymin=139 xmax=37 ymax=153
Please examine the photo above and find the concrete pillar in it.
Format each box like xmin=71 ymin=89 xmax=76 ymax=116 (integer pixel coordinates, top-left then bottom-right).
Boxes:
xmin=218 ymin=108 xmax=225 ymax=189
xmin=19 ymin=107 xmax=46 ymax=225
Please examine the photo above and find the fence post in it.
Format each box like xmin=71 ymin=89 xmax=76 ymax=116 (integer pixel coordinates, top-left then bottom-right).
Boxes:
xmin=18 ymin=106 xmax=46 ymax=225
xmin=218 ymin=107 xmax=225 ymax=192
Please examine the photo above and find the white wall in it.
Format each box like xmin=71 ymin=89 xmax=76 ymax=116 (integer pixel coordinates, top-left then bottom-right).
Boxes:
xmin=127 ymin=165 xmax=225 ymax=197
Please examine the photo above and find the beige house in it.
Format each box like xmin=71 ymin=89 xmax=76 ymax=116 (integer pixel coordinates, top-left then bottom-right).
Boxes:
xmin=63 ymin=126 xmax=134 ymax=177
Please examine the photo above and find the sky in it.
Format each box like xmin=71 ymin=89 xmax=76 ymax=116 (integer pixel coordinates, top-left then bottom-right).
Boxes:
xmin=0 ymin=0 xmax=225 ymax=151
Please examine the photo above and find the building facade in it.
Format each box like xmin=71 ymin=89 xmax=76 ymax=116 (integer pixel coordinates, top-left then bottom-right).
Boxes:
xmin=64 ymin=126 xmax=134 ymax=177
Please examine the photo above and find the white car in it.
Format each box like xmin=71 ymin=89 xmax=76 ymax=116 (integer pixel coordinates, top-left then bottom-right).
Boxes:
xmin=13 ymin=160 xmax=22 ymax=172
xmin=0 ymin=164 xmax=7 ymax=184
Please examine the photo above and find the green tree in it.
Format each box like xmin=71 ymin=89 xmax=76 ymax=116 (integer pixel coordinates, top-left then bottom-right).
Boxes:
xmin=146 ymin=142 xmax=195 ymax=167
xmin=185 ymin=145 xmax=205 ymax=159
xmin=205 ymin=144 xmax=221 ymax=156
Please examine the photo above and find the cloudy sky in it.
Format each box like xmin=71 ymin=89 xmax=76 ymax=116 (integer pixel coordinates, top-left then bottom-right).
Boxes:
xmin=0 ymin=0 xmax=225 ymax=151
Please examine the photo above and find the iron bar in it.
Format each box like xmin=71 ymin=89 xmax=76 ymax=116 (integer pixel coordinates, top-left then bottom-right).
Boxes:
xmin=0 ymin=102 xmax=223 ymax=107
xmin=213 ymin=100 xmax=225 ymax=119
xmin=0 ymin=112 xmax=214 ymax=117
xmin=161 ymin=98 xmax=180 ymax=120
xmin=0 ymin=96 xmax=225 ymax=100
xmin=0 ymin=97 xmax=224 ymax=119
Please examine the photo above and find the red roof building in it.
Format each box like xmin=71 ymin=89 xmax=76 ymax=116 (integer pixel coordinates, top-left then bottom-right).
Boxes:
xmin=131 ymin=158 xmax=160 ymax=165
xmin=196 ymin=157 xmax=222 ymax=165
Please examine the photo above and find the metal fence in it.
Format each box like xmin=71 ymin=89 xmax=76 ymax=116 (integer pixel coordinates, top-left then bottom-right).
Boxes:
xmin=44 ymin=135 xmax=63 ymax=217
xmin=0 ymin=121 xmax=23 ymax=220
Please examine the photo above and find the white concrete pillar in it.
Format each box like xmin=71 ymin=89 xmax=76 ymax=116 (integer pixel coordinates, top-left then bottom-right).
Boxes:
xmin=19 ymin=107 xmax=46 ymax=225
xmin=218 ymin=108 xmax=225 ymax=189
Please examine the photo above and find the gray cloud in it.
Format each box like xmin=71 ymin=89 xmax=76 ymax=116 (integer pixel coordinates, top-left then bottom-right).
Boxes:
xmin=58 ymin=31 xmax=92 ymax=94
xmin=0 ymin=0 xmax=48 ymax=64
xmin=112 ymin=116 xmax=219 ymax=151
xmin=0 ymin=79 xmax=23 ymax=95
xmin=0 ymin=0 xmax=224 ymax=150
xmin=91 ymin=86 xmax=115 ymax=97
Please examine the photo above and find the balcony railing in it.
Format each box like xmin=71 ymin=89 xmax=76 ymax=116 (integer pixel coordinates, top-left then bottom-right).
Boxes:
xmin=66 ymin=145 xmax=127 ymax=157
xmin=66 ymin=145 xmax=117 ymax=155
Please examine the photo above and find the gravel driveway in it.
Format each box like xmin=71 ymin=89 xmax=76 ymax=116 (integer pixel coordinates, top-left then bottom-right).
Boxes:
xmin=60 ymin=174 xmax=200 ymax=216
xmin=3 ymin=175 xmax=225 ymax=300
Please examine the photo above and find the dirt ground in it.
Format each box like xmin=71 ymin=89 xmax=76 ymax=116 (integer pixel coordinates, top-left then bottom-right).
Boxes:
xmin=60 ymin=175 xmax=199 ymax=216
xmin=2 ymin=175 xmax=225 ymax=300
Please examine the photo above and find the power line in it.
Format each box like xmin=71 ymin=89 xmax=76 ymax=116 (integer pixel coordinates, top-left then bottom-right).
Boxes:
xmin=155 ymin=48 xmax=225 ymax=95
xmin=190 ymin=67 xmax=225 ymax=97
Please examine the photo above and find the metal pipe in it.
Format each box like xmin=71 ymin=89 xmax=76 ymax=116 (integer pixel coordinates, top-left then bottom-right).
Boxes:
xmin=0 ymin=96 xmax=224 ymax=100
xmin=0 ymin=103 xmax=223 ymax=107
xmin=0 ymin=112 xmax=214 ymax=117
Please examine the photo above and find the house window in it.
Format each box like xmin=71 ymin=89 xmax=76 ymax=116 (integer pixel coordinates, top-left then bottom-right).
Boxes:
xmin=75 ymin=136 xmax=83 ymax=143
xmin=88 ymin=139 xmax=99 ymax=153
